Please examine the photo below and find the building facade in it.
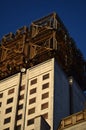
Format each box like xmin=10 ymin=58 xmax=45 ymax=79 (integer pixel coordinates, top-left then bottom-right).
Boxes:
xmin=0 ymin=13 xmax=86 ymax=130
xmin=0 ymin=58 xmax=86 ymax=130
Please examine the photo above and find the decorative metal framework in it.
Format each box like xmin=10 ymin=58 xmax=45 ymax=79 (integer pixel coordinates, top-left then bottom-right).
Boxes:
xmin=0 ymin=12 xmax=86 ymax=90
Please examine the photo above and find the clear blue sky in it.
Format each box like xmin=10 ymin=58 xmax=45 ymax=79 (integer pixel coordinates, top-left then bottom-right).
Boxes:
xmin=0 ymin=0 xmax=86 ymax=59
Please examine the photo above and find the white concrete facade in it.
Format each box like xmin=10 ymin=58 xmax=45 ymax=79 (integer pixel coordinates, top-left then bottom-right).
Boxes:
xmin=0 ymin=58 xmax=86 ymax=130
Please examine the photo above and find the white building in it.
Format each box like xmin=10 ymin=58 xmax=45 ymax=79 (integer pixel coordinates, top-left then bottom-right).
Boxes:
xmin=0 ymin=58 xmax=86 ymax=130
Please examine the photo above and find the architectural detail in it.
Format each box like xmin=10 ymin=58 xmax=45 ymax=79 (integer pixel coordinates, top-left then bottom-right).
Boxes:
xmin=0 ymin=13 xmax=86 ymax=90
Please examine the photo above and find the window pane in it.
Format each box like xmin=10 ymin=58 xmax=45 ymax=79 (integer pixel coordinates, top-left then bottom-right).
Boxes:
xmin=16 ymin=125 xmax=21 ymax=130
xmin=0 ymin=93 xmax=3 ymax=98
xmin=41 ymin=102 xmax=48 ymax=110
xmin=42 ymin=92 xmax=49 ymax=99
xmin=42 ymin=113 xmax=48 ymax=119
xmin=0 ymin=102 xmax=2 ymax=107
xmin=27 ymin=118 xmax=34 ymax=126
xmin=18 ymin=104 xmax=23 ymax=110
xmin=20 ymin=85 xmax=25 ymax=91
xmin=30 ymin=79 xmax=37 ymax=85
xmin=7 ymin=98 xmax=13 ymax=104
xmin=43 ymin=73 xmax=49 ymax=80
xmin=5 ymin=107 xmax=12 ymax=114
xmin=42 ymin=83 xmax=49 ymax=89
xmin=19 ymin=94 xmax=24 ymax=100
xmin=4 ymin=117 xmax=11 ymax=124
xmin=30 ymin=88 xmax=36 ymax=95
xmin=17 ymin=114 xmax=22 ymax=120
xmin=29 ymin=98 xmax=36 ymax=104
xmin=28 ymin=108 xmax=35 ymax=115
xmin=8 ymin=88 xmax=15 ymax=95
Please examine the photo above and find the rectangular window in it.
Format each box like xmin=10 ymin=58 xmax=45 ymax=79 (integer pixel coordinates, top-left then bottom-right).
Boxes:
xmin=17 ymin=114 xmax=22 ymax=120
xmin=16 ymin=125 xmax=21 ymax=130
xmin=28 ymin=107 xmax=35 ymax=115
xmin=42 ymin=92 xmax=49 ymax=99
xmin=8 ymin=88 xmax=15 ymax=95
xmin=27 ymin=118 xmax=34 ymax=126
xmin=5 ymin=107 xmax=12 ymax=114
xmin=18 ymin=104 xmax=23 ymax=110
xmin=0 ymin=102 xmax=2 ymax=107
xmin=20 ymin=85 xmax=25 ymax=91
xmin=41 ymin=102 xmax=48 ymax=110
xmin=30 ymin=78 xmax=37 ymax=85
xmin=4 ymin=117 xmax=11 ymax=124
xmin=29 ymin=98 xmax=36 ymax=104
xmin=42 ymin=83 xmax=49 ymax=90
xmin=19 ymin=94 xmax=24 ymax=100
xmin=30 ymin=88 xmax=36 ymax=95
xmin=0 ymin=93 xmax=3 ymax=98
xmin=42 ymin=113 xmax=48 ymax=119
xmin=7 ymin=97 xmax=13 ymax=104
xmin=43 ymin=73 xmax=49 ymax=80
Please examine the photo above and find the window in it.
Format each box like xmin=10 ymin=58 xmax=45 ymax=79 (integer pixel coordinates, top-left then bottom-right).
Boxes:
xmin=29 ymin=98 xmax=36 ymax=104
xmin=7 ymin=97 xmax=13 ymax=104
xmin=42 ymin=83 xmax=49 ymax=89
xmin=42 ymin=92 xmax=49 ymax=99
xmin=30 ymin=78 xmax=37 ymax=85
xmin=41 ymin=102 xmax=48 ymax=110
xmin=30 ymin=88 xmax=36 ymax=95
xmin=0 ymin=93 xmax=3 ymax=98
xmin=20 ymin=85 xmax=25 ymax=91
xmin=19 ymin=94 xmax=24 ymax=100
xmin=43 ymin=73 xmax=49 ymax=80
xmin=27 ymin=118 xmax=34 ymax=126
xmin=0 ymin=102 xmax=2 ymax=107
xmin=8 ymin=88 xmax=15 ymax=95
xmin=28 ymin=108 xmax=35 ymax=115
xmin=4 ymin=117 xmax=11 ymax=124
xmin=18 ymin=104 xmax=23 ymax=110
xmin=17 ymin=114 xmax=22 ymax=120
xmin=5 ymin=107 xmax=12 ymax=114
xmin=16 ymin=125 xmax=21 ymax=130
xmin=42 ymin=113 xmax=48 ymax=119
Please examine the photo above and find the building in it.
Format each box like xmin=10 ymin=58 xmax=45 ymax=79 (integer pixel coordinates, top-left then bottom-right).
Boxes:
xmin=0 ymin=13 xmax=86 ymax=130
xmin=57 ymin=109 xmax=86 ymax=130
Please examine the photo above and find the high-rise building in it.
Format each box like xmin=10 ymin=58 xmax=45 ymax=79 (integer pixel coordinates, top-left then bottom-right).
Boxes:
xmin=0 ymin=13 xmax=86 ymax=130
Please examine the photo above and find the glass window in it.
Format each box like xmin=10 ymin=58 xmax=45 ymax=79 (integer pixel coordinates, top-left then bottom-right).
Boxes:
xmin=17 ymin=114 xmax=22 ymax=120
xmin=30 ymin=88 xmax=36 ymax=95
xmin=42 ymin=113 xmax=48 ymax=119
xmin=42 ymin=83 xmax=49 ymax=90
xmin=0 ymin=102 xmax=2 ymax=107
xmin=41 ymin=102 xmax=48 ymax=110
xmin=43 ymin=73 xmax=49 ymax=80
xmin=8 ymin=88 xmax=15 ymax=95
xmin=0 ymin=93 xmax=3 ymax=98
xmin=7 ymin=97 xmax=13 ymax=104
xmin=30 ymin=78 xmax=37 ymax=85
xmin=28 ymin=107 xmax=35 ymax=115
xmin=29 ymin=98 xmax=36 ymax=105
xmin=19 ymin=94 xmax=24 ymax=100
xmin=16 ymin=125 xmax=21 ymax=130
xmin=27 ymin=118 xmax=34 ymax=126
xmin=5 ymin=107 xmax=12 ymax=114
xmin=4 ymin=117 xmax=11 ymax=124
xmin=20 ymin=85 xmax=25 ymax=91
xmin=42 ymin=92 xmax=49 ymax=99
xmin=18 ymin=104 xmax=23 ymax=110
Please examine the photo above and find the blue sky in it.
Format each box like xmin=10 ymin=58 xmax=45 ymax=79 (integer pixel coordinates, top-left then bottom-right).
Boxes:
xmin=0 ymin=0 xmax=86 ymax=59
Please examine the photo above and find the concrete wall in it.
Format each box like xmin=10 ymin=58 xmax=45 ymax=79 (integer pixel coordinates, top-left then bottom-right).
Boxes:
xmin=53 ymin=60 xmax=70 ymax=130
